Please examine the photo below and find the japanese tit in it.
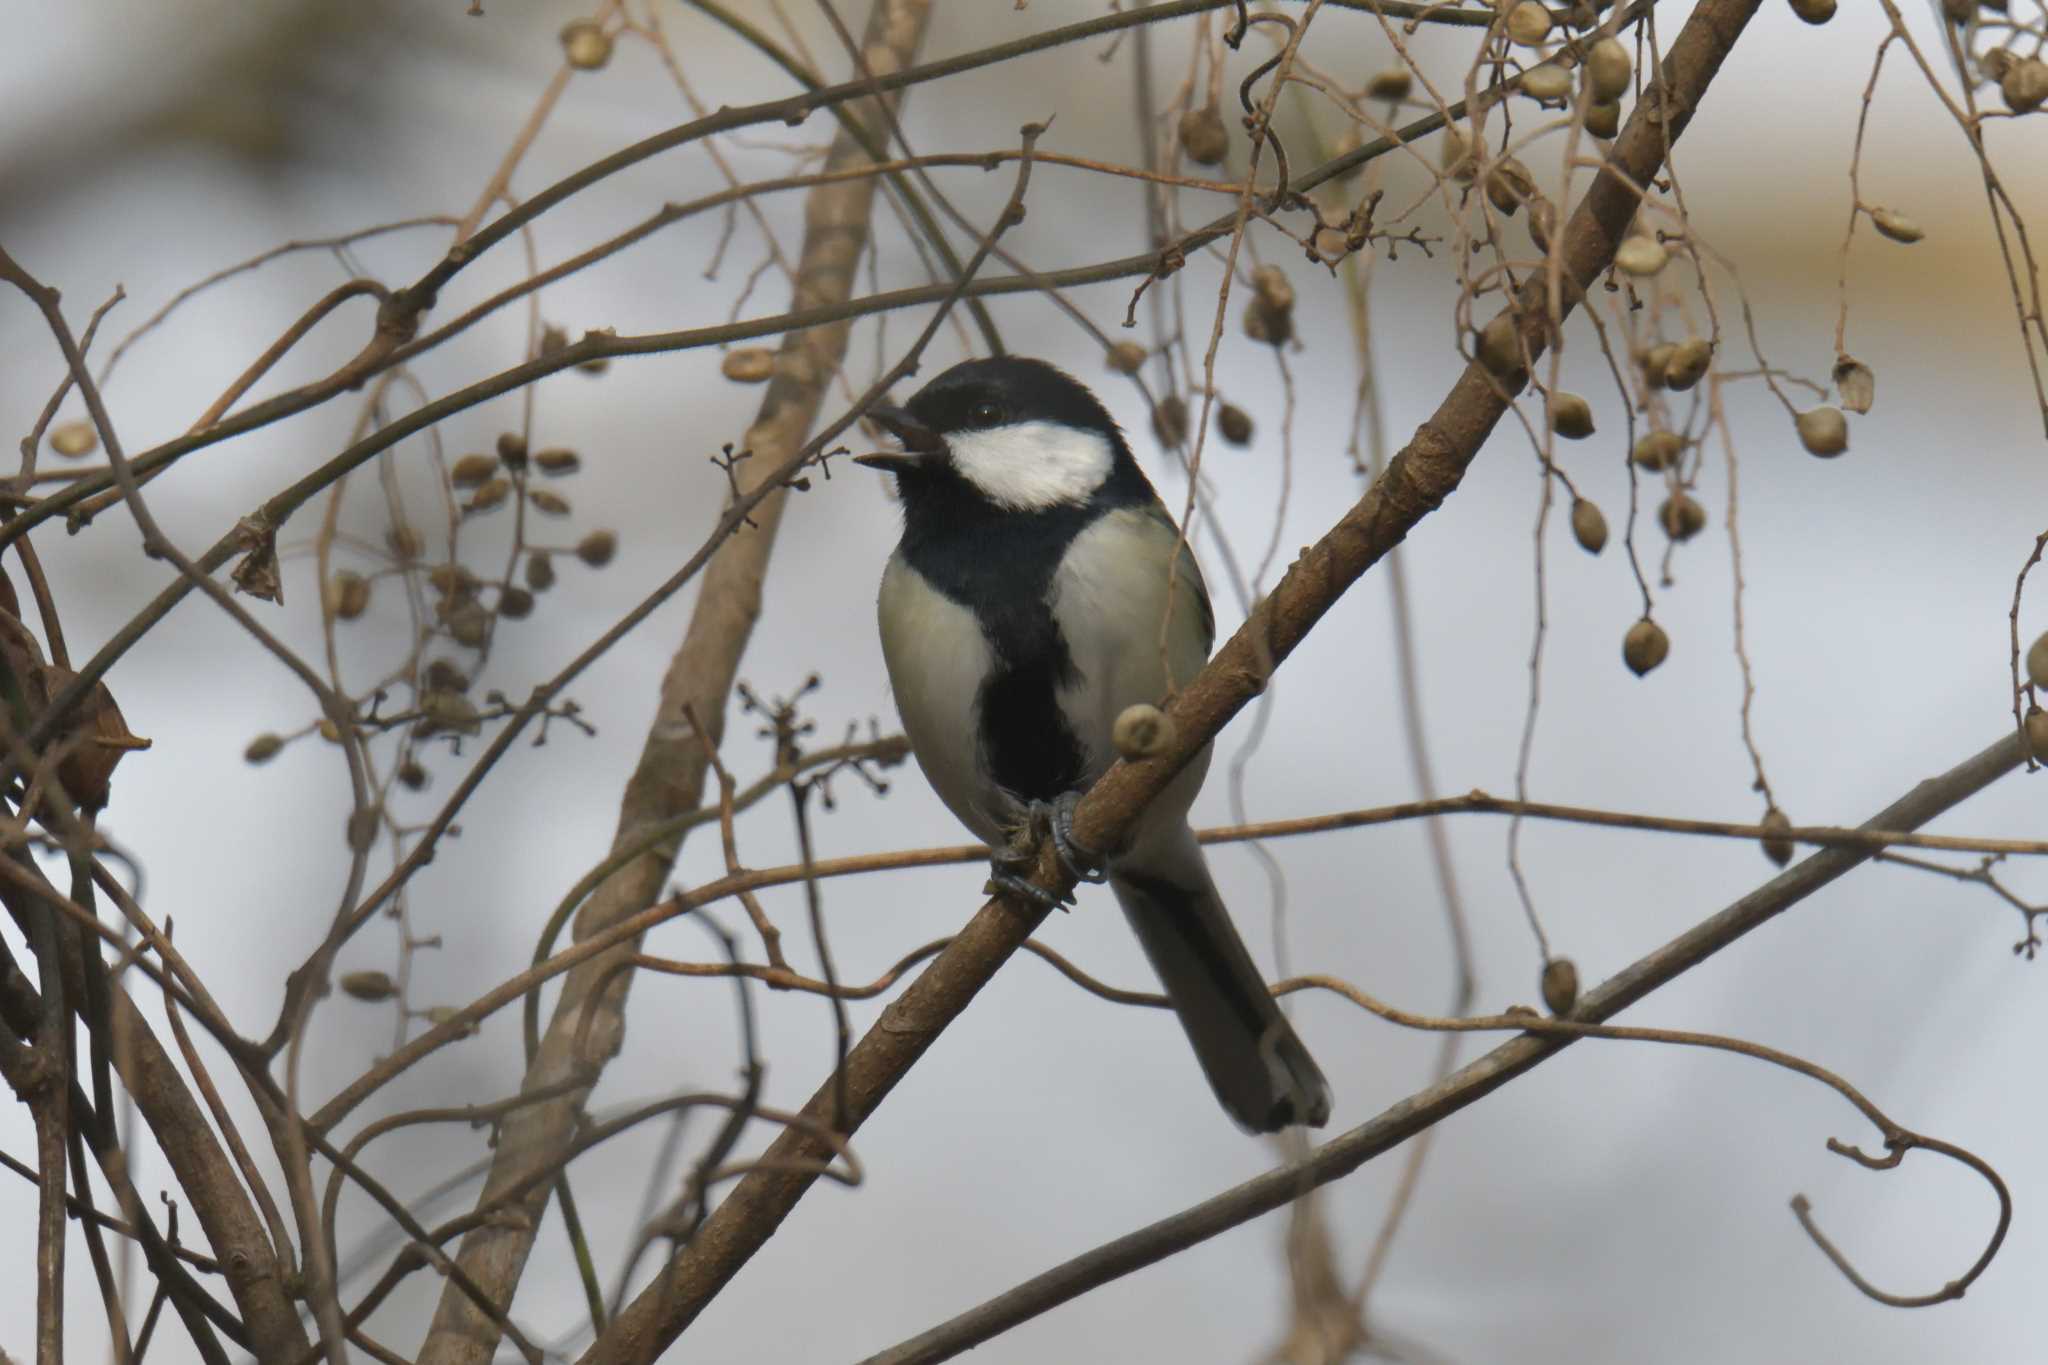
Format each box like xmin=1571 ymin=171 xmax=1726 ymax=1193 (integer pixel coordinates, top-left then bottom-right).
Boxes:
xmin=855 ymin=356 xmax=1331 ymax=1132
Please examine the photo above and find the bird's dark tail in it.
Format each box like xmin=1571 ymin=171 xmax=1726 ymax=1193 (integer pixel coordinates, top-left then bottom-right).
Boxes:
xmin=1109 ymin=824 xmax=1332 ymax=1132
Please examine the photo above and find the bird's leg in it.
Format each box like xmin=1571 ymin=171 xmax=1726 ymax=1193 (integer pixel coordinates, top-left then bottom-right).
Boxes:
xmin=1031 ymin=792 xmax=1108 ymax=885
xmin=986 ymin=831 xmax=1074 ymax=910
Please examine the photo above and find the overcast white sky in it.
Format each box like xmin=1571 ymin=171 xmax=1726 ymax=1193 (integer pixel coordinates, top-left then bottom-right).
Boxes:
xmin=3 ymin=2 xmax=2047 ymax=1363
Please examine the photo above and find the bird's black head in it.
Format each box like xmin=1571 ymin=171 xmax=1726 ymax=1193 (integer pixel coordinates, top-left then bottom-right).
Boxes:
xmin=855 ymin=356 xmax=1150 ymax=513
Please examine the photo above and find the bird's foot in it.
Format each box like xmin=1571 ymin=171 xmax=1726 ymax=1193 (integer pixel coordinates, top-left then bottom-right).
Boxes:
xmin=983 ymin=865 xmax=1072 ymax=911
xmin=1027 ymin=792 xmax=1107 ymax=886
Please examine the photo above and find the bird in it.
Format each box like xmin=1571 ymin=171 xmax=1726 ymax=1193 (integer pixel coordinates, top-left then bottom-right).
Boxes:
xmin=853 ymin=355 xmax=1332 ymax=1132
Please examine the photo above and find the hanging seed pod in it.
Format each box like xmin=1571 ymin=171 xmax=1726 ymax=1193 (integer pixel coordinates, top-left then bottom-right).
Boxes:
xmin=525 ymin=551 xmax=557 ymax=592
xmin=346 ymin=807 xmax=380 ymax=853
xmin=1570 ymin=497 xmax=1608 ymax=554
xmin=1244 ymin=299 xmax=1293 ymax=346
xmin=1615 ymin=235 xmax=1668 ymax=277
xmin=49 ymin=420 xmax=97 ymax=457
xmin=1584 ymin=100 xmax=1621 ymax=138
xmin=340 ymin=971 xmax=397 ymax=1003
xmin=2027 ymin=706 xmax=2048 ymax=761
xmin=576 ymin=530 xmax=618 ymax=567
xmin=1540 ymin=957 xmax=1579 ymax=1015
xmin=1441 ymin=125 xmax=1478 ymax=182
xmin=2004 ymin=58 xmax=2048 ymax=114
xmin=1112 ymin=703 xmax=1176 ymax=760
xmin=317 ymin=718 xmax=344 ymax=744
xmin=1152 ymin=395 xmax=1189 ymax=446
xmin=1478 ymin=313 xmax=1526 ymax=381
xmin=2026 ymin=630 xmax=2048 ymax=690
xmin=1585 ymin=37 xmax=1632 ymax=101
xmin=1550 ymin=391 xmax=1595 ymax=439
xmin=1622 ymin=618 xmax=1670 ymax=676
xmin=1106 ymin=340 xmax=1148 ymax=374
xmin=528 ymin=489 xmax=571 ymax=517
xmin=428 ymin=563 xmax=479 ymax=600
xmin=1486 ymin=157 xmax=1537 ymax=216
xmin=532 ymin=447 xmax=581 ymax=476
xmin=1632 ymin=430 xmax=1684 ymax=471
xmin=326 ymin=571 xmax=372 ymax=621
xmin=421 ymin=689 xmax=482 ymax=735
xmin=1788 ymin=0 xmax=1835 ymax=21
xmin=467 ymin=478 xmax=511 ymax=514
xmin=397 ymin=760 xmax=429 ymax=791
xmin=561 ymin=20 xmax=612 ymax=69
xmin=1505 ymin=1 xmax=1552 ymax=44
xmin=450 ymin=453 xmax=497 ymax=488
xmin=1833 ymin=356 xmax=1875 ymax=414
xmin=497 ymin=585 xmax=535 ymax=620
xmin=447 ymin=600 xmax=490 ymax=648
xmin=1663 ymin=336 xmax=1712 ymax=391
xmin=1179 ymin=105 xmax=1229 ymax=165
xmin=1657 ymin=492 xmax=1706 ymax=541
xmin=721 ymin=347 xmax=775 ymax=383
xmin=1870 ymin=208 xmax=1924 ymax=244
xmin=1526 ymin=196 xmax=1558 ymax=253
xmin=1252 ymin=265 xmax=1295 ymax=314
xmin=1521 ymin=65 xmax=1572 ymax=102
xmin=1760 ymin=807 xmax=1796 ymax=867
xmin=495 ymin=433 xmax=528 ymax=470
xmin=1795 ymin=406 xmax=1848 ymax=457
xmin=1365 ymin=67 xmax=1412 ymax=101
xmin=1217 ymin=404 xmax=1254 ymax=446
xmin=1640 ymin=342 xmax=1676 ymax=390
xmin=424 ymin=659 xmax=470 ymax=694
xmin=245 ymin=733 xmax=285 ymax=764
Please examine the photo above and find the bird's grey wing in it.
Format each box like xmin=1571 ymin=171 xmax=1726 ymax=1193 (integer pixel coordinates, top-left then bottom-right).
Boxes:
xmin=1109 ymin=823 xmax=1331 ymax=1132
xmin=876 ymin=553 xmax=1010 ymax=846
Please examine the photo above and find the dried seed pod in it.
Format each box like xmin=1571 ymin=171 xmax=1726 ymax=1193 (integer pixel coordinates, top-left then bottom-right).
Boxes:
xmin=1622 ymin=618 xmax=1670 ymax=676
xmin=1788 ymin=0 xmax=1835 ymax=21
xmin=561 ymin=19 xmax=612 ymax=69
xmin=421 ymin=688 xmax=482 ymax=735
xmin=326 ymin=571 xmax=372 ymax=621
xmin=1795 ymin=406 xmax=1849 ymax=457
xmin=1441 ymin=125 xmax=1478 ymax=182
xmin=346 ymin=807 xmax=380 ymax=853
xmin=1217 ymin=404 xmax=1254 ymax=446
xmin=1179 ymin=105 xmax=1229 ymax=165
xmin=245 ymin=733 xmax=285 ymax=764
xmin=1550 ymin=391 xmax=1595 ymax=439
xmin=340 ymin=971 xmax=397 ymax=1003
xmin=1614 ymin=234 xmax=1668 ymax=277
xmin=1585 ymin=37 xmax=1632 ymax=101
xmin=1980 ymin=48 xmax=2013 ymax=84
xmin=497 ymin=585 xmax=535 ymax=620
xmin=2026 ymin=630 xmax=2048 ymax=690
xmin=528 ymin=489 xmax=571 ymax=517
xmin=1631 ymin=430 xmax=1684 ymax=471
xmin=397 ymin=760 xmax=429 ymax=791
xmin=1657 ymin=491 xmax=1706 ymax=541
xmin=2004 ymin=58 xmax=2048 ymax=114
xmin=1870 ymin=208 xmax=1924 ymax=244
xmin=576 ymin=530 xmax=618 ymax=567
xmin=1505 ymin=1 xmax=1552 ymax=44
xmin=49 ymin=420 xmax=97 ymax=457
xmin=1583 ymin=99 xmax=1621 ymax=138
xmin=1152 ymin=395 xmax=1189 ymax=447
xmin=1570 ymin=497 xmax=1608 ymax=554
xmin=1478 ymin=313 xmax=1525 ymax=380
xmin=467 ymin=478 xmax=511 ymax=513
xmin=450 ymin=453 xmax=497 ymax=488
xmin=447 ymin=600 xmax=490 ymax=649
xmin=428 ymin=563 xmax=479 ymax=600
xmin=1662 ymin=336 xmax=1712 ymax=391
xmin=1833 ymin=356 xmax=1875 ymax=414
xmin=721 ymin=347 xmax=775 ymax=383
xmin=2027 ymin=706 xmax=2048 ymax=761
xmin=1521 ymin=64 xmax=1572 ymax=102
xmin=1486 ymin=157 xmax=1536 ymax=216
xmin=1244 ymin=299 xmax=1294 ymax=347
xmin=532 ymin=447 xmax=581 ymax=476
xmin=1640 ymin=342 xmax=1676 ymax=390
xmin=1540 ymin=957 xmax=1579 ymax=1015
xmin=1365 ymin=67 xmax=1412 ymax=101
xmin=1252 ymin=265 xmax=1295 ymax=314
xmin=388 ymin=525 xmax=425 ymax=561
xmin=1112 ymin=703 xmax=1176 ymax=759
xmin=317 ymin=718 xmax=343 ymax=744
xmin=1106 ymin=340 xmax=1148 ymax=374
xmin=495 ymin=433 xmax=528 ymax=469
xmin=424 ymin=659 xmax=470 ymax=694
xmin=525 ymin=551 xmax=557 ymax=592
xmin=1760 ymin=807 xmax=1795 ymax=867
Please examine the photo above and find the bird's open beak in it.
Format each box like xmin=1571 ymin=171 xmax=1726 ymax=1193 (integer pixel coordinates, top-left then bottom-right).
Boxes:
xmin=852 ymin=404 xmax=946 ymax=473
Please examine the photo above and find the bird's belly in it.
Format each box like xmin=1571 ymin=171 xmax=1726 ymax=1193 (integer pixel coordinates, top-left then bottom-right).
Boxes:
xmin=877 ymin=556 xmax=1010 ymax=844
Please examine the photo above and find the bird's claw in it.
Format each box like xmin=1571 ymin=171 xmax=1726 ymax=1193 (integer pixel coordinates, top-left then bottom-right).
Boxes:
xmin=984 ymin=867 xmax=1073 ymax=910
xmin=1030 ymin=793 xmax=1107 ymax=885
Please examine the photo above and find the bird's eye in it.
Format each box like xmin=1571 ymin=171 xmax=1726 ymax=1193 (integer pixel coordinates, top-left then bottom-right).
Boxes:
xmin=967 ymin=401 xmax=1003 ymax=428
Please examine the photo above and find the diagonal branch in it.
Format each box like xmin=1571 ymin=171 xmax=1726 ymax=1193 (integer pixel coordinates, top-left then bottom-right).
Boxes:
xmin=583 ymin=1 xmax=1768 ymax=1359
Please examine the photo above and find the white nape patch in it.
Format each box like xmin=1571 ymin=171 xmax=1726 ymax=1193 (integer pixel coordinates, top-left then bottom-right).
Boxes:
xmin=946 ymin=421 xmax=1113 ymax=511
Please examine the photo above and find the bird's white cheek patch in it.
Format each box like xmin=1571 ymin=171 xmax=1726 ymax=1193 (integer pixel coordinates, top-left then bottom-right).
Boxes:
xmin=947 ymin=421 xmax=1113 ymax=511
